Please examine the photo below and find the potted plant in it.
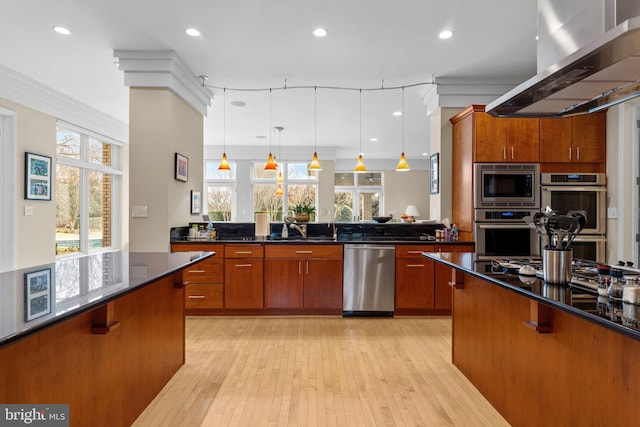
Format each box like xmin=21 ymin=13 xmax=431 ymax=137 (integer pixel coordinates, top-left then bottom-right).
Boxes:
xmin=290 ymin=200 xmax=316 ymax=223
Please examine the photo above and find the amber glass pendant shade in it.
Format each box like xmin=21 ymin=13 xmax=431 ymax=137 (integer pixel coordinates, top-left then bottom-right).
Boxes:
xmin=275 ymin=183 xmax=283 ymax=195
xmin=218 ymin=152 xmax=231 ymax=171
xmin=264 ymin=153 xmax=278 ymax=170
xmin=395 ymin=152 xmax=410 ymax=171
xmin=354 ymin=154 xmax=367 ymax=173
xmin=308 ymin=152 xmax=322 ymax=171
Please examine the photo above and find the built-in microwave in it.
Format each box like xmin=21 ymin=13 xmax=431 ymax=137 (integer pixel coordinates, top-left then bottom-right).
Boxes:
xmin=474 ymin=163 xmax=540 ymax=208
xmin=541 ymin=173 xmax=606 ymax=235
xmin=474 ymin=208 xmax=541 ymax=260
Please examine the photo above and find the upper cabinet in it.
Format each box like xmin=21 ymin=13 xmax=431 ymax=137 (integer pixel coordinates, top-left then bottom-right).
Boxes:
xmin=474 ymin=110 xmax=539 ymax=163
xmin=540 ymin=112 xmax=606 ymax=165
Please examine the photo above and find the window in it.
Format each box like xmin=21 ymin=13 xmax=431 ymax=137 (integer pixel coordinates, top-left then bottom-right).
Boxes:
xmin=204 ymin=160 xmax=236 ymax=220
xmin=56 ymin=125 xmax=122 ymax=256
xmin=252 ymin=162 xmax=317 ymax=221
xmin=334 ymin=172 xmax=383 ymax=222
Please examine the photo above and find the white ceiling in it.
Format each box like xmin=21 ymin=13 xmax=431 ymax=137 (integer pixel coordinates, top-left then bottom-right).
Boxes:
xmin=0 ymin=0 xmax=538 ymax=161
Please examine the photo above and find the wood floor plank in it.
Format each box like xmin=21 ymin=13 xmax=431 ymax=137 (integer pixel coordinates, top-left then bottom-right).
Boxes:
xmin=133 ymin=317 xmax=509 ymax=427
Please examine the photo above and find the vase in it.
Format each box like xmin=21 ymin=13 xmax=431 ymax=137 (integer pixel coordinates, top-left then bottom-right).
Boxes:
xmin=295 ymin=213 xmax=310 ymax=223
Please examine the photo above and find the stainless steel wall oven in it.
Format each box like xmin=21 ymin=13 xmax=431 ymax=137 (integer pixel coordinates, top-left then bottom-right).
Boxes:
xmin=474 ymin=208 xmax=541 ymax=260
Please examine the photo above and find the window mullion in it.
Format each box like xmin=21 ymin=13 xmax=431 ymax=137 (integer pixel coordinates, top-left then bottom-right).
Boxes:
xmin=80 ymin=168 xmax=89 ymax=253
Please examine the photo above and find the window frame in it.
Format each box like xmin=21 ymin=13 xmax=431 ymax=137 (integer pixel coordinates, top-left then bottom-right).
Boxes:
xmin=203 ymin=159 xmax=237 ymax=221
xmin=56 ymin=123 xmax=123 ymax=257
xmin=334 ymin=171 xmax=384 ymax=222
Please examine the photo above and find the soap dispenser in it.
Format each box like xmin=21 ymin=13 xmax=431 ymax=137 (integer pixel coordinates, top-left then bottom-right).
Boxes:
xmin=281 ymin=223 xmax=289 ymax=239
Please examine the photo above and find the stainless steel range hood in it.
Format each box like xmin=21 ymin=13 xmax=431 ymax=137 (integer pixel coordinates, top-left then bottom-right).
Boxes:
xmin=487 ymin=16 xmax=640 ymax=117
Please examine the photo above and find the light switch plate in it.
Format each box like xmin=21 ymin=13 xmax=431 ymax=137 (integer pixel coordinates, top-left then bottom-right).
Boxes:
xmin=132 ymin=205 xmax=148 ymax=217
xmin=24 ymin=206 xmax=33 ymax=216
xmin=607 ymin=207 xmax=618 ymax=219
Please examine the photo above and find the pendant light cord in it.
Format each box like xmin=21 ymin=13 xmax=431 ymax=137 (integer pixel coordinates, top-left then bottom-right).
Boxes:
xmin=401 ymin=86 xmax=404 ymax=152
xmin=314 ymin=86 xmax=317 ymax=152
xmin=359 ymin=89 xmax=362 ymax=155
xmin=223 ymin=88 xmax=226 ymax=152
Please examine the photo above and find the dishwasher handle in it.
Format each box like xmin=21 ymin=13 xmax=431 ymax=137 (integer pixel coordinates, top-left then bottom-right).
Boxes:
xmin=345 ymin=245 xmax=395 ymax=251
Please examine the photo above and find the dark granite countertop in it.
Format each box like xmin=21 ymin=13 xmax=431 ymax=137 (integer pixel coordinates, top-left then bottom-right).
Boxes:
xmin=171 ymin=237 xmax=473 ymax=245
xmin=0 ymin=250 xmax=214 ymax=348
xmin=424 ymin=252 xmax=640 ymax=341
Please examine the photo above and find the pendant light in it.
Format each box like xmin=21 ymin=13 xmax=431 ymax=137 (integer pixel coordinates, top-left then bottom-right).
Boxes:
xmin=264 ymin=89 xmax=278 ymax=171
xmin=354 ymin=89 xmax=367 ymax=173
xmin=395 ymin=86 xmax=411 ymax=171
xmin=275 ymin=126 xmax=284 ymax=183
xmin=218 ymin=88 xmax=231 ymax=171
xmin=308 ymin=86 xmax=322 ymax=171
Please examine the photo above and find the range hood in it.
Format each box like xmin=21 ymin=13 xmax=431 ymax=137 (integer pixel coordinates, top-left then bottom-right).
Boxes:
xmin=486 ymin=16 xmax=640 ymax=117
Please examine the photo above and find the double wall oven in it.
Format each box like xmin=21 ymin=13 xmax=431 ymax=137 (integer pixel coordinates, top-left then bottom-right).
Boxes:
xmin=474 ymin=164 xmax=541 ymax=260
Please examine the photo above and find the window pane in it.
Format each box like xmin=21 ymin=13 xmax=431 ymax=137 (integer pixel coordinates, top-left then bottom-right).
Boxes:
xmin=205 ymin=160 xmax=236 ymax=180
xmin=56 ymin=164 xmax=80 ymax=255
xmin=207 ymin=185 xmax=233 ymax=221
xmin=56 ymin=129 xmax=81 ymax=159
xmin=358 ymin=173 xmax=382 ymax=186
xmin=89 ymin=171 xmax=110 ymax=250
xmin=334 ymin=191 xmax=354 ymax=222
xmin=252 ymin=162 xmax=278 ymax=180
xmin=89 ymin=139 xmax=111 ymax=166
xmin=287 ymin=184 xmax=317 ymax=221
xmin=335 ymin=173 xmax=354 ymax=186
xmin=254 ymin=184 xmax=283 ymax=221
xmin=359 ymin=191 xmax=380 ymax=220
xmin=288 ymin=163 xmax=316 ymax=180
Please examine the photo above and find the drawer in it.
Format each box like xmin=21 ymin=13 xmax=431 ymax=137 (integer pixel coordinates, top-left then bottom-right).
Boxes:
xmin=396 ymin=245 xmax=436 ymax=258
xmin=434 ymin=243 xmax=474 ymax=253
xmin=185 ymin=284 xmax=224 ymax=309
xmin=224 ymin=244 xmax=264 ymax=258
xmin=172 ymin=243 xmax=224 ymax=256
xmin=183 ymin=258 xmax=224 ymax=284
xmin=265 ymin=245 xmax=343 ymax=259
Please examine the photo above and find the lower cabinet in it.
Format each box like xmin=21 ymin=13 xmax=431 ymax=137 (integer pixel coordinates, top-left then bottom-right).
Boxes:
xmin=264 ymin=245 xmax=343 ymax=312
xmin=224 ymin=244 xmax=264 ymax=309
xmin=395 ymin=243 xmax=474 ymax=314
xmin=171 ymin=243 xmax=224 ymax=311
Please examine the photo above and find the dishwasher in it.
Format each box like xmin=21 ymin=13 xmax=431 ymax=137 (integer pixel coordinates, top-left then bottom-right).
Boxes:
xmin=343 ymin=244 xmax=395 ymax=317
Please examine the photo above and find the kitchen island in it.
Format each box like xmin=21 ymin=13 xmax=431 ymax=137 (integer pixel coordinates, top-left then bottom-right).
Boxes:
xmin=426 ymin=251 xmax=640 ymax=427
xmin=0 ymin=250 xmax=213 ymax=427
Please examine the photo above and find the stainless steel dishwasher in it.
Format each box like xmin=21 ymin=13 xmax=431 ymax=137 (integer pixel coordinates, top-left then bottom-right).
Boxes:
xmin=343 ymin=244 xmax=395 ymax=317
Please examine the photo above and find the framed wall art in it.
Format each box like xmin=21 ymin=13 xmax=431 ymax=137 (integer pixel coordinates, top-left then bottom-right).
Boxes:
xmin=430 ymin=153 xmax=439 ymax=195
xmin=191 ymin=190 xmax=201 ymax=214
xmin=175 ymin=153 xmax=188 ymax=182
xmin=25 ymin=152 xmax=52 ymax=200
xmin=24 ymin=268 xmax=52 ymax=322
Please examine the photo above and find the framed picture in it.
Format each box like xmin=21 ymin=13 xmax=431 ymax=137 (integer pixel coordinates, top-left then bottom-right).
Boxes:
xmin=24 ymin=268 xmax=52 ymax=322
xmin=175 ymin=153 xmax=188 ymax=182
xmin=25 ymin=152 xmax=52 ymax=200
xmin=191 ymin=190 xmax=201 ymax=214
xmin=430 ymin=153 xmax=439 ymax=195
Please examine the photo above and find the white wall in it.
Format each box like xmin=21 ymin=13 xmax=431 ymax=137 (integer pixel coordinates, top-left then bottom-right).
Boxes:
xmin=384 ymin=170 xmax=430 ymax=220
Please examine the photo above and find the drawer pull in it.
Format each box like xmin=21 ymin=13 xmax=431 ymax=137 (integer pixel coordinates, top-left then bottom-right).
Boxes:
xmin=407 ymin=251 xmax=423 ymax=254
xmin=234 ymin=264 xmax=252 ymax=268
xmin=295 ymin=250 xmax=313 ymax=254
xmin=407 ymin=264 xmax=425 ymax=268
xmin=187 ymin=269 xmax=206 ymax=273
xmin=188 ymin=295 xmax=206 ymax=299
xmin=235 ymin=251 xmax=253 ymax=254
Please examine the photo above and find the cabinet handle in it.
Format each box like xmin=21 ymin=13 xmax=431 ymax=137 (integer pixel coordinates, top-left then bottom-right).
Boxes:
xmin=576 ymin=146 xmax=580 ymax=160
xmin=502 ymin=146 xmax=506 ymax=160
xmin=187 ymin=269 xmax=205 ymax=274
xmin=234 ymin=251 xmax=252 ymax=255
xmin=306 ymin=261 xmax=309 ymax=274
xmin=295 ymin=250 xmax=313 ymax=254
xmin=188 ymin=295 xmax=206 ymax=299
xmin=568 ymin=147 xmax=572 ymax=160
xmin=234 ymin=264 xmax=252 ymax=268
xmin=298 ymin=261 xmax=302 ymax=275
xmin=407 ymin=264 xmax=425 ymax=268
xmin=407 ymin=250 xmax=423 ymax=254
xmin=511 ymin=146 xmax=514 ymax=159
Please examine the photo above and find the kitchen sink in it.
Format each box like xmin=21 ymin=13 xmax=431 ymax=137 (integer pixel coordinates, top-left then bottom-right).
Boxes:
xmin=269 ymin=236 xmax=336 ymax=242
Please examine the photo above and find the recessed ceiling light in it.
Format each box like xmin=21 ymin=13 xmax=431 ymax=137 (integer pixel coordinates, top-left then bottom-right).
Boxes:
xmin=185 ymin=28 xmax=201 ymax=37
xmin=370 ymin=138 xmax=378 ymax=142
xmin=53 ymin=26 xmax=71 ymax=35
xmin=392 ymin=111 xmax=402 ymax=116
xmin=230 ymin=101 xmax=246 ymax=107
xmin=422 ymin=152 xmax=430 ymax=156
xmin=439 ymin=30 xmax=453 ymax=39
xmin=313 ymin=27 xmax=328 ymax=37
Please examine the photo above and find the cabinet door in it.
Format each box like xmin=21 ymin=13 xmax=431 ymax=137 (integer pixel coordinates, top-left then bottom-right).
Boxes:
xmin=507 ymin=118 xmax=539 ymax=162
xmin=303 ymin=260 xmax=343 ymax=309
xmin=474 ymin=112 xmax=508 ymax=162
xmin=185 ymin=284 xmax=224 ymax=309
xmin=540 ymin=117 xmax=572 ymax=163
xmin=572 ymin=113 xmax=606 ymax=163
xmin=224 ymin=259 xmax=264 ymax=308
xmin=395 ymin=258 xmax=435 ymax=309
xmin=264 ymin=259 xmax=303 ymax=308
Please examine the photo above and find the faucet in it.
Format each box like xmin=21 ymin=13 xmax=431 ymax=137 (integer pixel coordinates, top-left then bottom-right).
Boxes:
xmin=329 ymin=222 xmax=337 ymax=240
xmin=289 ymin=223 xmax=307 ymax=238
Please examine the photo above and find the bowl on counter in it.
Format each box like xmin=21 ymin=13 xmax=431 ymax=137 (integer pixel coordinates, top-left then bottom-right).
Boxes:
xmin=372 ymin=216 xmax=393 ymax=223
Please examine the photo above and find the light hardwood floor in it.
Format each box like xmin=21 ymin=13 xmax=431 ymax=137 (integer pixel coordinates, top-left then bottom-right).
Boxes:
xmin=133 ymin=317 xmax=509 ymax=427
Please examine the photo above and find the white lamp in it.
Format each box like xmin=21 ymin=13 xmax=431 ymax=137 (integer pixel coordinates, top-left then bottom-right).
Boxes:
xmin=404 ymin=205 xmax=420 ymax=223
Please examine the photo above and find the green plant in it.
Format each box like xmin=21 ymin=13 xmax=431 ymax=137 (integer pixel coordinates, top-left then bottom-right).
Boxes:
xmin=290 ymin=201 xmax=316 ymax=215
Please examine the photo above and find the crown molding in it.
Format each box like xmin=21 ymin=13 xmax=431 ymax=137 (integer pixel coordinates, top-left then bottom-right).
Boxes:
xmin=114 ymin=50 xmax=213 ymax=116
xmin=0 ymin=63 xmax=128 ymax=143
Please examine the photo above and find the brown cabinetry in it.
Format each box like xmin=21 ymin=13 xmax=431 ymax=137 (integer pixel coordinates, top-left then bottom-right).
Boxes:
xmin=264 ymin=245 xmax=343 ymax=312
xmin=395 ymin=244 xmax=473 ymax=314
xmin=224 ymin=244 xmax=264 ymax=309
xmin=171 ymin=243 xmax=224 ymax=311
xmin=473 ymin=110 xmax=539 ymax=163
xmin=540 ymin=112 xmax=606 ymax=167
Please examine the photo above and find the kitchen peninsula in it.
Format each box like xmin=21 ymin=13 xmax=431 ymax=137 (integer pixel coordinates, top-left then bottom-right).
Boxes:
xmin=0 ymin=250 xmax=214 ymax=427
xmin=427 ymin=251 xmax=640 ymax=427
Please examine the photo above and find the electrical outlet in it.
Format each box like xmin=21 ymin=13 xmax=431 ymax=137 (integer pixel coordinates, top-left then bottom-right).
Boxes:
xmin=607 ymin=207 xmax=618 ymax=219
xmin=24 ymin=206 xmax=33 ymax=216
